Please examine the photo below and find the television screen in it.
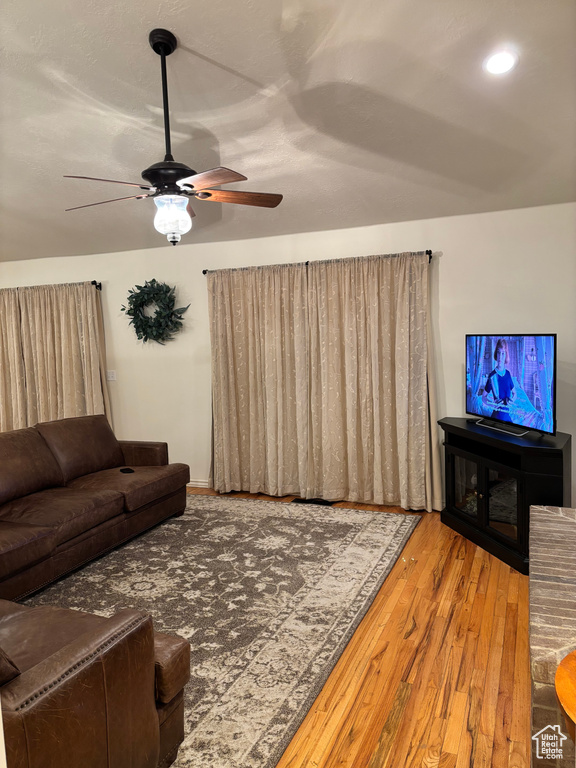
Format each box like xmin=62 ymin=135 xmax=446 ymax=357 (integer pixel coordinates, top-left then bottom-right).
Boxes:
xmin=466 ymin=334 xmax=556 ymax=435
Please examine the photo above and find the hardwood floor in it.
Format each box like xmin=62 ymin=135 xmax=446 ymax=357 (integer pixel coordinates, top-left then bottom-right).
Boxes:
xmin=187 ymin=488 xmax=530 ymax=767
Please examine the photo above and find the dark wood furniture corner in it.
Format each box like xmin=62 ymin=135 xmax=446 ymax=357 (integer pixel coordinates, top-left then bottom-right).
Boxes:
xmin=438 ymin=417 xmax=571 ymax=574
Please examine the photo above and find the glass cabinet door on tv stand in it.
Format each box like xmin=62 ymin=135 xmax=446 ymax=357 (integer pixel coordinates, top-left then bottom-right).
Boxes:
xmin=447 ymin=447 xmax=524 ymax=564
xmin=439 ymin=417 xmax=571 ymax=574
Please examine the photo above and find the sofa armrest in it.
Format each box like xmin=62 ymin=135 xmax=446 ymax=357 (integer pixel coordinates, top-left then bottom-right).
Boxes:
xmin=2 ymin=609 xmax=160 ymax=768
xmin=119 ymin=440 xmax=169 ymax=466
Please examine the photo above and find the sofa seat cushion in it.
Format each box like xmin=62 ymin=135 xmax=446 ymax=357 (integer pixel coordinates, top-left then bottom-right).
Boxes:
xmin=36 ymin=415 xmax=125 ymax=482
xmin=67 ymin=464 xmax=190 ymax=512
xmin=0 ymin=488 xmax=124 ymax=546
xmin=0 ymin=522 xmax=56 ymax=581
xmin=153 ymin=633 xmax=191 ymax=704
xmin=0 ymin=427 xmax=64 ymax=505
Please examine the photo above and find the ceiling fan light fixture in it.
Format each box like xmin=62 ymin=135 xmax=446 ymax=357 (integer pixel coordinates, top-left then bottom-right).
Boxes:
xmin=483 ymin=49 xmax=518 ymax=75
xmin=153 ymin=195 xmax=192 ymax=245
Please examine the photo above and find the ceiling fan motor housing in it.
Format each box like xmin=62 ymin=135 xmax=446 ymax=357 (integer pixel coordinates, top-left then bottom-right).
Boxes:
xmin=141 ymin=160 xmax=196 ymax=194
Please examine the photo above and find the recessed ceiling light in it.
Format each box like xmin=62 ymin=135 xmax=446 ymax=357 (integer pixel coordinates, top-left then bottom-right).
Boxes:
xmin=483 ymin=49 xmax=518 ymax=75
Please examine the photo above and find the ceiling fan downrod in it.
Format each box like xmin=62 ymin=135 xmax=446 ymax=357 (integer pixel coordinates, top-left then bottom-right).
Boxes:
xmin=149 ymin=29 xmax=178 ymax=162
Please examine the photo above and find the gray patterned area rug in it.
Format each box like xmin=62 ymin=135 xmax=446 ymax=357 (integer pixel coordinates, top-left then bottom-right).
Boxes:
xmin=26 ymin=496 xmax=420 ymax=768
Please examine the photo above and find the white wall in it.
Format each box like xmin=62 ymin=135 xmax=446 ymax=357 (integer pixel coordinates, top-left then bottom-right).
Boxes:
xmin=2 ymin=202 xmax=575 ymax=499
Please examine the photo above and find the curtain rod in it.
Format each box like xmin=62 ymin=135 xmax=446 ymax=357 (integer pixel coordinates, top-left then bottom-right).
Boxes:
xmin=202 ymin=250 xmax=433 ymax=274
xmin=2 ymin=280 xmax=103 ymax=292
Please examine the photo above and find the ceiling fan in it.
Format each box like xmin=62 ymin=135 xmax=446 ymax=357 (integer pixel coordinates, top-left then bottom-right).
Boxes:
xmin=65 ymin=29 xmax=282 ymax=245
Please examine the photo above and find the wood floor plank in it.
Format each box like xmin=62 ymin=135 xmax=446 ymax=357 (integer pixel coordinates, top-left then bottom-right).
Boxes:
xmin=442 ymin=689 xmax=468 ymax=755
xmin=467 ymin=590 xmax=486 ymax=637
xmin=434 ymin=644 xmax=464 ymax=720
xmin=403 ymin=684 xmax=442 ymax=767
xmin=452 ymin=690 xmax=473 ymax=768
xmin=507 ymin=570 xmax=520 ymax=604
xmin=510 ymin=574 xmax=531 ymax=746
xmin=494 ymin=559 xmax=512 ymax=619
xmin=374 ymin=615 xmax=445 ymax=766
xmin=492 ymin=601 xmax=518 ymax=765
xmin=452 ymin=578 xmax=479 ymax=649
xmin=421 ymin=715 xmax=449 ymax=768
xmin=456 ymin=668 xmax=484 ymax=768
xmin=471 ymin=557 xmax=499 ymax=673
xmin=476 ymin=552 xmax=492 ymax=594
xmin=187 ymin=489 xmax=531 ymax=768
xmin=508 ymin=738 xmax=529 ymax=768
xmin=438 ymin=753 xmax=458 ymax=768
xmin=474 ymin=614 xmax=506 ymax=765
xmin=365 ymin=680 xmax=412 ymax=768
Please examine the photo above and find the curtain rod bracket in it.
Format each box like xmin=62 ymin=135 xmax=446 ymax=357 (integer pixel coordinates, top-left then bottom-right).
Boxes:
xmin=91 ymin=281 xmax=102 ymax=291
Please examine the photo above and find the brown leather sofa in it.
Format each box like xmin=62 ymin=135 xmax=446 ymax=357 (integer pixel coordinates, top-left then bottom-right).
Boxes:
xmin=0 ymin=598 xmax=190 ymax=767
xmin=0 ymin=415 xmax=190 ymax=600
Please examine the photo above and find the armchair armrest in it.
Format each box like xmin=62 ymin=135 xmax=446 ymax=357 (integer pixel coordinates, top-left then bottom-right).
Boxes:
xmin=2 ymin=609 xmax=160 ymax=768
xmin=119 ymin=440 xmax=169 ymax=466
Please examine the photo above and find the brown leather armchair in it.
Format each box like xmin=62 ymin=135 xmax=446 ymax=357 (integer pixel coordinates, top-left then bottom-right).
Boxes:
xmin=0 ymin=600 xmax=190 ymax=768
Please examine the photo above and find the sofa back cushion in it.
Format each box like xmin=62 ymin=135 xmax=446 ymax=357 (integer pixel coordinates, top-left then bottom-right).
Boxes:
xmin=0 ymin=428 xmax=64 ymax=505
xmin=36 ymin=415 xmax=124 ymax=482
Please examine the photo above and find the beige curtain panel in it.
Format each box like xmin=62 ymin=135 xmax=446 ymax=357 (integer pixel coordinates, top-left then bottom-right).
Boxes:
xmin=0 ymin=281 xmax=110 ymax=432
xmin=207 ymin=253 xmax=443 ymax=512
xmin=0 ymin=288 xmax=27 ymax=431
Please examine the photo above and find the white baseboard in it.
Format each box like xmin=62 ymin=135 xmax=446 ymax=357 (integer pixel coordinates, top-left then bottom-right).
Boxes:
xmin=187 ymin=480 xmax=211 ymax=488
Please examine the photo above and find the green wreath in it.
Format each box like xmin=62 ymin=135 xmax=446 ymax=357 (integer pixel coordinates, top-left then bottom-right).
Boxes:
xmin=121 ymin=279 xmax=189 ymax=344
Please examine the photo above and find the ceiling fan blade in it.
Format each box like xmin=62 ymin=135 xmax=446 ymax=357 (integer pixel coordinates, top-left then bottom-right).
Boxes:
xmin=64 ymin=175 xmax=152 ymax=190
xmin=177 ymin=167 xmax=247 ymax=191
xmin=194 ymin=189 xmax=283 ymax=208
xmin=65 ymin=194 xmax=150 ymax=211
xmin=187 ymin=202 xmax=196 ymax=218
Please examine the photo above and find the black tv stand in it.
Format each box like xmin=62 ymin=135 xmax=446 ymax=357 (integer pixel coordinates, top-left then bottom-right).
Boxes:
xmin=438 ymin=417 xmax=571 ymax=573
xmin=473 ymin=418 xmax=529 ymax=437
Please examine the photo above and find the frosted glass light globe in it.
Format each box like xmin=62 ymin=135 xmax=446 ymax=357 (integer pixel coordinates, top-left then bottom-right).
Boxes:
xmin=153 ymin=195 xmax=192 ymax=245
xmin=484 ymin=50 xmax=518 ymax=75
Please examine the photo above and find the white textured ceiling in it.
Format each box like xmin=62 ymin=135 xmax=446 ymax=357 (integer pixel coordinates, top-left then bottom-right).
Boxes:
xmin=1 ymin=0 xmax=575 ymax=261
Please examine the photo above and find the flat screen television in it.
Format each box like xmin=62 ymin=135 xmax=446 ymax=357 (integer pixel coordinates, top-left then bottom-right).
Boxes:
xmin=466 ymin=334 xmax=557 ymax=436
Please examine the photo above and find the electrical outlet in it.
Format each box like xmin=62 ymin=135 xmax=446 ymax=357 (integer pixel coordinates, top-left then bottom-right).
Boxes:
xmin=106 ymin=370 xmax=117 ymax=381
